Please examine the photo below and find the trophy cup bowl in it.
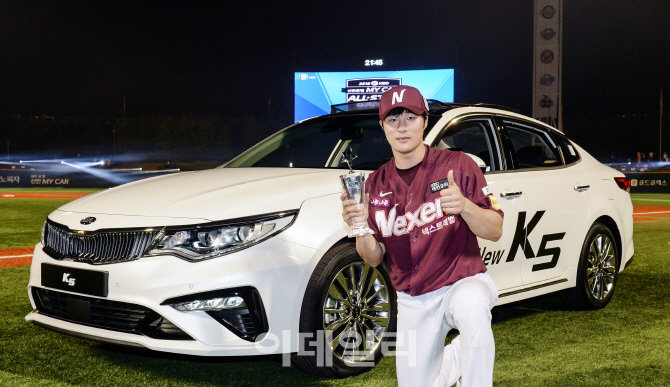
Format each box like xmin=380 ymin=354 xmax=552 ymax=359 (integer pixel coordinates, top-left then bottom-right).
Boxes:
xmin=340 ymin=172 xmax=375 ymax=238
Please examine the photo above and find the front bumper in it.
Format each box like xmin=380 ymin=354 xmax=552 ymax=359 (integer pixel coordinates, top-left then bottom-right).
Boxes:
xmin=26 ymin=237 xmax=322 ymax=356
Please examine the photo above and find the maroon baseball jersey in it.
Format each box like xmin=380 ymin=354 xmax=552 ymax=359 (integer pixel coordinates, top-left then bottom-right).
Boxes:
xmin=365 ymin=145 xmax=504 ymax=296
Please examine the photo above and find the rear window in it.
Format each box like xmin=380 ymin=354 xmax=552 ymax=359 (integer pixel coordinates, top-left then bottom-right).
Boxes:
xmin=553 ymin=132 xmax=581 ymax=164
xmin=504 ymin=124 xmax=561 ymax=169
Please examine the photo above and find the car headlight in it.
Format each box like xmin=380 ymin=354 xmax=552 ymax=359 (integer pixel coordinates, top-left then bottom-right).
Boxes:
xmin=145 ymin=211 xmax=297 ymax=261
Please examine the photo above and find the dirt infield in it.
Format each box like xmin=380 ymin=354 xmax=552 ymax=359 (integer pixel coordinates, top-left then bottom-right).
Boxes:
xmin=0 ymin=192 xmax=91 ymax=200
xmin=632 ymin=205 xmax=670 ymax=223
xmin=0 ymin=247 xmax=34 ymax=268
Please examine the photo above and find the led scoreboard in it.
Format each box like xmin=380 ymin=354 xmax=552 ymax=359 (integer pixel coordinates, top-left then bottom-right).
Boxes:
xmin=294 ymin=69 xmax=454 ymax=122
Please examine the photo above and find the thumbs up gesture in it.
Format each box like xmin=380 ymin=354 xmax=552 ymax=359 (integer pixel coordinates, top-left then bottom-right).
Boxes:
xmin=439 ymin=170 xmax=467 ymax=215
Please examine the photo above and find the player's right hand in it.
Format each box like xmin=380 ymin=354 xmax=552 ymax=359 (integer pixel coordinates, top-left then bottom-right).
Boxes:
xmin=341 ymin=192 xmax=369 ymax=229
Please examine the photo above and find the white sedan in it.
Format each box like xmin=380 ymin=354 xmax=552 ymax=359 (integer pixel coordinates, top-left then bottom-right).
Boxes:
xmin=25 ymin=100 xmax=633 ymax=377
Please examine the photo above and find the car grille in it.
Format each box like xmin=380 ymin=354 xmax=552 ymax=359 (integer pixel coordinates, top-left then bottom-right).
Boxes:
xmin=32 ymin=287 xmax=193 ymax=340
xmin=43 ymin=222 xmax=158 ymax=264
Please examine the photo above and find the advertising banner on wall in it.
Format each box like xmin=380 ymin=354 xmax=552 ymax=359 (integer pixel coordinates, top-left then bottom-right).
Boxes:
xmin=533 ymin=0 xmax=562 ymax=127
xmin=625 ymin=173 xmax=670 ymax=193
xmin=0 ymin=170 xmax=113 ymax=188
xmin=0 ymin=168 xmax=180 ymax=188
xmin=294 ymin=69 xmax=454 ymax=122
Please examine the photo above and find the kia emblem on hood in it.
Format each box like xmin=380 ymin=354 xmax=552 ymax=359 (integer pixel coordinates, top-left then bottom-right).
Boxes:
xmin=80 ymin=217 xmax=96 ymax=225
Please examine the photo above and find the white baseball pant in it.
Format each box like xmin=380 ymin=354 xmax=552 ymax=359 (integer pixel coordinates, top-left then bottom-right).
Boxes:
xmin=394 ymin=273 xmax=498 ymax=387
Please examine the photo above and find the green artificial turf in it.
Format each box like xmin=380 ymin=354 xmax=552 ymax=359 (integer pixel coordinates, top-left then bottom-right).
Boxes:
xmin=0 ymin=188 xmax=101 ymax=249
xmin=0 ymin=199 xmax=72 ymax=249
xmin=1 ymin=191 xmax=669 ymax=386
xmin=630 ymin=193 xmax=670 ymax=207
xmin=491 ymin=216 xmax=670 ymax=386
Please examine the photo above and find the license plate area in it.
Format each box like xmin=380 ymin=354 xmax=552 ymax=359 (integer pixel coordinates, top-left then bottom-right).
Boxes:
xmin=41 ymin=263 xmax=109 ymax=297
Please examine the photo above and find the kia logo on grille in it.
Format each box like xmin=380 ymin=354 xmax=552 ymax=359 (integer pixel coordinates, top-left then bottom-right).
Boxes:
xmin=80 ymin=217 xmax=96 ymax=225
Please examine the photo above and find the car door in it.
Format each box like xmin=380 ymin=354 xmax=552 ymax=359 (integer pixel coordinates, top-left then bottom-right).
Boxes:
xmin=500 ymin=118 xmax=592 ymax=285
xmin=431 ymin=115 xmax=525 ymax=291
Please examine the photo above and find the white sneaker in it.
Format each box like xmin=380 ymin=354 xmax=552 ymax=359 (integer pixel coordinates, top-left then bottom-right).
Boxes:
xmin=456 ymin=377 xmax=462 ymax=387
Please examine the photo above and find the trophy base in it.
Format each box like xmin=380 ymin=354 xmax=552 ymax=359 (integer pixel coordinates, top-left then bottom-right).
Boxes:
xmin=348 ymin=227 xmax=375 ymax=238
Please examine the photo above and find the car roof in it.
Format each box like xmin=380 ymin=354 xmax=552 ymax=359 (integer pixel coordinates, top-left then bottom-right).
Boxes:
xmin=328 ymin=99 xmax=563 ymax=136
xmin=329 ymin=99 xmax=520 ymax=116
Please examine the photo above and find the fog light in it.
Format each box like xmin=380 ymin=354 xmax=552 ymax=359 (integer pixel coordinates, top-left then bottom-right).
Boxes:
xmin=170 ymin=296 xmax=246 ymax=312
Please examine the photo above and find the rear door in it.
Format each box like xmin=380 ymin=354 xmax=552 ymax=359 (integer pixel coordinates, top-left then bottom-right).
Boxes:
xmin=431 ymin=115 xmax=525 ymax=291
xmin=500 ymin=118 xmax=591 ymax=285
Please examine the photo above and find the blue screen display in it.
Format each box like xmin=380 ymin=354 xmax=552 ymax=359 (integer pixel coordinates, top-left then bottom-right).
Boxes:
xmin=294 ymin=69 xmax=454 ymax=122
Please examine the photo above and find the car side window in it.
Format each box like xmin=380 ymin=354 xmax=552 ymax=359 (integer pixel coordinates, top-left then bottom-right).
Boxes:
xmin=434 ymin=118 xmax=498 ymax=172
xmin=553 ymin=132 xmax=581 ymax=164
xmin=504 ymin=121 xmax=562 ymax=169
xmin=330 ymin=126 xmax=394 ymax=170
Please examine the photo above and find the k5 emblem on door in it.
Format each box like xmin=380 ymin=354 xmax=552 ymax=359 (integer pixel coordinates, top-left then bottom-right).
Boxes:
xmin=506 ymin=211 xmax=566 ymax=272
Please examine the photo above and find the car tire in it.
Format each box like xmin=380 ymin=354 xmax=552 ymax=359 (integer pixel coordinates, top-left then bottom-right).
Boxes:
xmin=562 ymin=222 xmax=619 ymax=310
xmin=292 ymin=242 xmax=396 ymax=378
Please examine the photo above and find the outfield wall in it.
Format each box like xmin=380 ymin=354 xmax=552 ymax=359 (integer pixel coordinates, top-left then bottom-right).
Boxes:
xmin=0 ymin=169 xmax=179 ymax=188
xmin=625 ymin=173 xmax=670 ymax=193
xmin=2 ymin=168 xmax=668 ymax=192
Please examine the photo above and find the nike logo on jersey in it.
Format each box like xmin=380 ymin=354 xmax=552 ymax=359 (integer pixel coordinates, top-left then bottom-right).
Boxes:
xmin=380 ymin=191 xmax=392 ymax=197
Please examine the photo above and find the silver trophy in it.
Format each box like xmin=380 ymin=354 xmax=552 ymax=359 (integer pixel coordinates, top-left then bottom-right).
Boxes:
xmin=340 ymin=149 xmax=374 ymax=238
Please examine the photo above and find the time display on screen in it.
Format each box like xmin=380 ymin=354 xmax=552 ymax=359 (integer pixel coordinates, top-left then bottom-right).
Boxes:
xmin=365 ymin=59 xmax=383 ymax=66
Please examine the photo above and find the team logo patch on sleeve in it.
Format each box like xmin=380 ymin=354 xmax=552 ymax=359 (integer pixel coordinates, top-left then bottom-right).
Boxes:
xmin=482 ymin=186 xmax=492 ymax=196
xmin=489 ymin=195 xmax=501 ymax=210
xmin=429 ymin=178 xmax=449 ymax=193
xmin=369 ymin=197 xmax=391 ymax=208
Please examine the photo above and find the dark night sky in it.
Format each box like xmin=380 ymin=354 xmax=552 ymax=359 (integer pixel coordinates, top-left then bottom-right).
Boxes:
xmin=2 ymin=1 xmax=669 ymax=153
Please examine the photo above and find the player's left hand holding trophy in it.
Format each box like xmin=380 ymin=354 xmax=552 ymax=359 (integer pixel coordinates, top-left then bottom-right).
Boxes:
xmin=340 ymin=149 xmax=374 ymax=238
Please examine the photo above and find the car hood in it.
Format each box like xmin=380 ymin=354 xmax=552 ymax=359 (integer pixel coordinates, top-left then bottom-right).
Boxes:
xmin=56 ymin=168 xmax=347 ymax=224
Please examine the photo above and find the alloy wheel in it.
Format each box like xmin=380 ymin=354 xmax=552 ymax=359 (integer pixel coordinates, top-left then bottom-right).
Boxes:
xmin=322 ymin=262 xmax=391 ymax=364
xmin=586 ymin=233 xmax=617 ymax=301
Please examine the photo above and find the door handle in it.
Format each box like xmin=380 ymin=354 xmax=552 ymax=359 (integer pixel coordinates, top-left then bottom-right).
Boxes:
xmin=500 ymin=191 xmax=523 ymax=198
xmin=574 ymin=185 xmax=590 ymax=191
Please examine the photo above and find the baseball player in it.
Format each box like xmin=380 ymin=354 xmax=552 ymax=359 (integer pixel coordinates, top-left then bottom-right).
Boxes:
xmin=341 ymin=85 xmax=504 ymax=387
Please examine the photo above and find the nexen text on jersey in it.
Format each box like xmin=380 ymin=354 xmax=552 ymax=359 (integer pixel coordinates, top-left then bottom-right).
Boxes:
xmin=375 ymin=198 xmax=444 ymax=237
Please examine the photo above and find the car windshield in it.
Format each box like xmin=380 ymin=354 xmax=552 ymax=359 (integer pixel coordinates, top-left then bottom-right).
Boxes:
xmin=225 ymin=114 xmax=439 ymax=170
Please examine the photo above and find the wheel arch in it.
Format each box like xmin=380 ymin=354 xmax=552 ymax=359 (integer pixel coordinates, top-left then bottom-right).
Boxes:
xmin=592 ymin=215 xmax=622 ymax=271
xmin=332 ymin=236 xmax=352 ymax=248
xmin=291 ymin=240 xmax=396 ymax=377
